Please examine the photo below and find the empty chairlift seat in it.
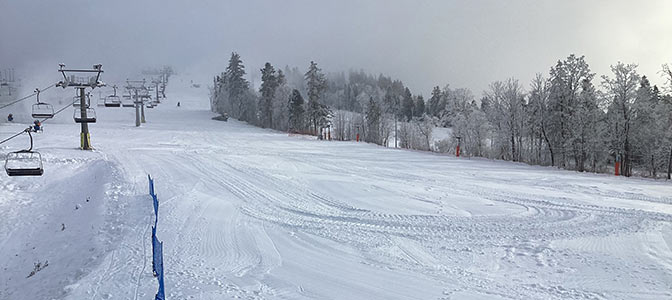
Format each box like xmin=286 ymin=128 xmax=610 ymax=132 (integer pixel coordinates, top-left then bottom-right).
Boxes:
xmin=122 ymin=95 xmax=134 ymax=107
xmin=73 ymin=108 xmax=97 ymax=123
xmin=31 ymin=88 xmax=54 ymax=119
xmin=31 ymin=103 xmax=54 ymax=119
xmin=5 ymin=150 xmax=44 ymax=176
xmin=104 ymin=95 xmax=122 ymax=107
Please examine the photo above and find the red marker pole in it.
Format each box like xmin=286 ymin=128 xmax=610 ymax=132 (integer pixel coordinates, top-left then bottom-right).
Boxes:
xmin=455 ymin=136 xmax=461 ymax=157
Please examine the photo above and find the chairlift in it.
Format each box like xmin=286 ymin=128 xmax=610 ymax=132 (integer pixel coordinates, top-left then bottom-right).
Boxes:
xmin=31 ymin=88 xmax=54 ymax=119
xmin=122 ymin=94 xmax=134 ymax=107
xmin=104 ymin=95 xmax=121 ymax=107
xmin=104 ymin=85 xmax=121 ymax=107
xmin=122 ymin=98 xmax=134 ymax=107
xmin=73 ymin=107 xmax=97 ymax=123
xmin=5 ymin=130 xmax=44 ymax=176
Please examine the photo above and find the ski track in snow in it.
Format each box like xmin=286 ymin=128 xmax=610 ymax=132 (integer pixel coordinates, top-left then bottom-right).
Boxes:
xmin=0 ymin=77 xmax=671 ymax=299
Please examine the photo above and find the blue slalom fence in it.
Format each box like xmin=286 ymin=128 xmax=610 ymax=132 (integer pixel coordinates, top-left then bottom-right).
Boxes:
xmin=152 ymin=225 xmax=158 ymax=276
xmin=148 ymin=174 xmax=165 ymax=299
xmin=155 ymin=240 xmax=165 ymax=300
xmin=152 ymin=194 xmax=159 ymax=222
xmin=148 ymin=174 xmax=155 ymax=196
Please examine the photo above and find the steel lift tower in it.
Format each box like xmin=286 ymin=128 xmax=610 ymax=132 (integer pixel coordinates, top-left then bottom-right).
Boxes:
xmin=56 ymin=64 xmax=105 ymax=150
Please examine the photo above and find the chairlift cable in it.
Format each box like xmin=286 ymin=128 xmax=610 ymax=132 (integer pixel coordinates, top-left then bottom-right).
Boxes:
xmin=0 ymin=127 xmax=31 ymax=146
xmin=0 ymin=83 xmax=56 ymax=111
xmin=0 ymin=98 xmax=76 ymax=146
xmin=41 ymin=98 xmax=77 ymax=123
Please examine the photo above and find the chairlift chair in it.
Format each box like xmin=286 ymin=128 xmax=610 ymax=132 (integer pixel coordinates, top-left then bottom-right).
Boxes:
xmin=31 ymin=88 xmax=54 ymax=119
xmin=73 ymin=107 xmax=97 ymax=123
xmin=104 ymin=95 xmax=121 ymax=107
xmin=32 ymin=103 xmax=54 ymax=119
xmin=122 ymin=95 xmax=134 ymax=107
xmin=5 ymin=130 xmax=44 ymax=176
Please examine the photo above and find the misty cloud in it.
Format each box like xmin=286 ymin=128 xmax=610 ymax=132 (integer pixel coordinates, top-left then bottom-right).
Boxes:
xmin=2 ymin=0 xmax=671 ymax=95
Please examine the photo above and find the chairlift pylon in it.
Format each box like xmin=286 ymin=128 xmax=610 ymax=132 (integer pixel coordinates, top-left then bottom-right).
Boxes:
xmin=5 ymin=130 xmax=44 ymax=176
xmin=31 ymin=88 xmax=54 ymax=119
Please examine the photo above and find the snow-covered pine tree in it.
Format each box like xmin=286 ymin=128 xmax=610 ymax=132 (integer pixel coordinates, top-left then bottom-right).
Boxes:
xmin=366 ymin=97 xmax=381 ymax=144
xmin=401 ymin=87 xmax=414 ymax=121
xmin=305 ymin=61 xmax=328 ymax=134
xmin=288 ymin=89 xmax=305 ymax=133
xmin=428 ymin=86 xmax=442 ymax=117
xmin=226 ymin=52 xmax=250 ymax=120
xmin=414 ymin=95 xmax=425 ymax=118
xmin=259 ymin=62 xmax=279 ymax=128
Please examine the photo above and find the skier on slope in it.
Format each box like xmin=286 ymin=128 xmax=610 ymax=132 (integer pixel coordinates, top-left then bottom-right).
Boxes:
xmin=32 ymin=120 xmax=41 ymax=132
xmin=7 ymin=114 xmax=13 ymax=122
xmin=177 ymin=101 xmax=180 ymax=107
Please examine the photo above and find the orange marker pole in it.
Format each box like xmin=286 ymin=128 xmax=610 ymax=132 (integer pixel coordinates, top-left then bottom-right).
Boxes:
xmin=615 ymin=154 xmax=620 ymax=176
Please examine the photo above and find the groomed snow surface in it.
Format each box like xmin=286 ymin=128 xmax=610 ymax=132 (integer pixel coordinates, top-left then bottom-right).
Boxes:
xmin=1 ymin=78 xmax=671 ymax=300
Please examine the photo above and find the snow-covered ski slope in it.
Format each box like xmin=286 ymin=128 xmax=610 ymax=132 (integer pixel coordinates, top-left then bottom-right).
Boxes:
xmin=1 ymin=77 xmax=671 ymax=300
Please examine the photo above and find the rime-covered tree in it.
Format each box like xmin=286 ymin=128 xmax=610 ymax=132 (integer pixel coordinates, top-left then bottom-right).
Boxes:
xmin=631 ymin=76 xmax=661 ymax=176
xmin=225 ymin=52 xmax=251 ymax=120
xmin=602 ymin=62 xmax=640 ymax=177
xmin=365 ymin=97 xmax=381 ymax=144
xmin=401 ymin=87 xmax=414 ymax=121
xmin=528 ymin=74 xmax=554 ymax=165
xmin=428 ymin=86 xmax=442 ymax=117
xmin=572 ymin=78 xmax=602 ymax=171
xmin=483 ymin=79 xmax=524 ymax=161
xmin=659 ymin=64 xmax=672 ymax=178
xmin=288 ymin=89 xmax=305 ymax=132
xmin=305 ymin=61 xmax=328 ymax=134
xmin=272 ymin=70 xmax=291 ymax=130
xmin=547 ymin=54 xmax=595 ymax=168
xmin=414 ymin=95 xmax=425 ymax=118
xmin=259 ymin=62 xmax=279 ymax=128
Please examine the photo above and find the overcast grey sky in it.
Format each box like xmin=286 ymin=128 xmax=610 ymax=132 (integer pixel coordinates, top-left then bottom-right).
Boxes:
xmin=1 ymin=0 xmax=671 ymax=96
